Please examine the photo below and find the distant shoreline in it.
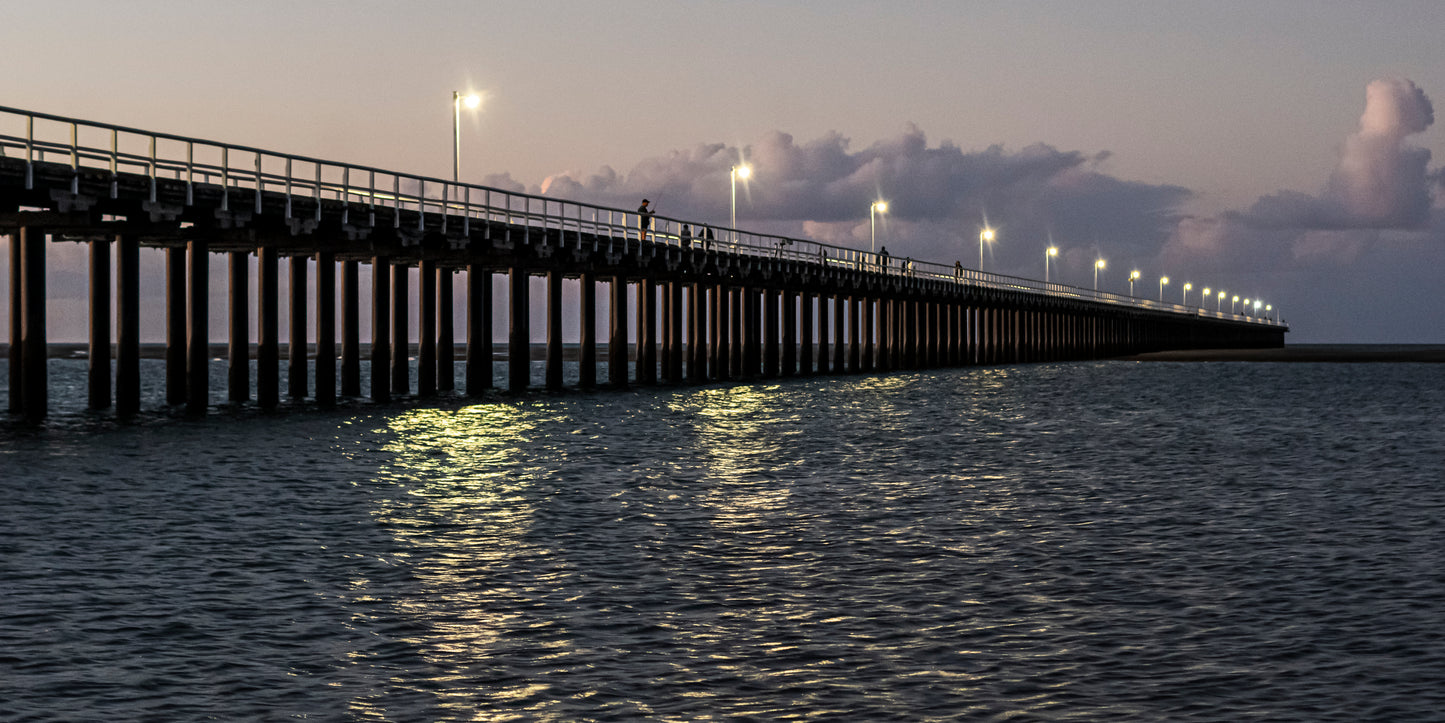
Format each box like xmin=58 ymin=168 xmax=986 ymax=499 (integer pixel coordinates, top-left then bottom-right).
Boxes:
xmin=1120 ymin=345 xmax=1445 ymax=363
xmin=5 ymin=343 xmax=1443 ymax=363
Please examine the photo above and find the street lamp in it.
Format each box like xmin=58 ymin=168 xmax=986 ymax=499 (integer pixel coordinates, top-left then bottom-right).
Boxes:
xmin=731 ymin=164 xmax=751 ymax=231
xmin=452 ymin=91 xmax=482 ymax=183
xmin=979 ymin=227 xmax=996 ymax=271
xmin=1231 ymin=295 xmax=1240 ymax=314
xmin=1201 ymin=287 xmax=1211 ymax=306
xmin=1253 ymin=300 xmax=1262 ymax=317
xmin=1182 ymin=282 xmax=1192 ymax=306
xmin=1217 ymin=290 xmax=1225 ymax=312
xmin=1159 ymin=276 xmax=1169 ymax=302
xmin=1129 ymin=269 xmax=1141 ymax=296
xmin=1045 ymin=246 xmax=1059 ymax=283
xmin=1094 ymin=258 xmax=1106 ymax=290
xmin=870 ymin=200 xmax=888 ymax=253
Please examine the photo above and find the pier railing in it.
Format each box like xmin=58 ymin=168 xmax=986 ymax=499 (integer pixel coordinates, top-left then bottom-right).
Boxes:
xmin=0 ymin=104 xmax=1282 ymax=326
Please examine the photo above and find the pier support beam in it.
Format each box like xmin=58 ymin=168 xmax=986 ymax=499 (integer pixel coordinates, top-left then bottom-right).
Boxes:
xmin=862 ymin=296 xmax=875 ymax=373
xmin=668 ymin=282 xmax=684 ymax=382
xmin=228 ymin=251 xmax=249 ymax=404
xmin=848 ymin=295 xmax=861 ymax=373
xmin=579 ymin=272 xmax=596 ymax=389
xmin=546 ymin=269 xmax=563 ymax=391
xmin=729 ymin=286 xmax=743 ymax=379
xmin=799 ymin=291 xmax=814 ymax=375
xmin=832 ymin=293 xmax=846 ymax=373
xmin=466 ymin=264 xmax=492 ymax=395
xmin=7 ymin=233 xmax=19 ymax=415
xmin=88 ymin=236 xmax=111 ymax=410
xmin=639 ymin=278 xmax=656 ymax=384
xmin=371 ymin=257 xmax=391 ymax=402
xmin=116 ymin=235 xmax=140 ymax=417
xmin=509 ymin=266 xmax=530 ymax=393
xmin=258 ymin=248 xmax=279 ymax=409
xmin=315 ymin=253 xmax=336 ymax=407
xmin=186 ymin=239 xmax=208 ymax=416
xmin=20 ymin=228 xmax=47 ymax=421
xmin=391 ymin=264 xmax=409 ymax=396
xmin=289 ymin=255 xmax=308 ymax=400
xmin=609 ymin=275 xmax=628 ymax=388
xmin=690 ymin=283 xmax=707 ymax=382
xmin=418 ymin=260 xmax=437 ymax=397
xmin=816 ymin=290 xmax=830 ymax=374
xmin=165 ymin=246 xmax=186 ymax=407
xmin=437 ymin=267 xmax=454 ymax=392
xmin=713 ymin=283 xmax=728 ymax=381
xmin=340 ymin=260 xmax=360 ymax=397
xmin=781 ymin=288 xmax=796 ymax=377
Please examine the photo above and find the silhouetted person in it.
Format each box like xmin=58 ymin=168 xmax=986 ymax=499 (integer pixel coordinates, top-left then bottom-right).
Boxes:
xmin=681 ymin=223 xmax=692 ymax=247
xmin=638 ymin=199 xmax=655 ymax=241
xmin=880 ymin=246 xmax=890 ymax=270
xmin=955 ymin=260 xmax=963 ymax=279
xmin=704 ymin=226 xmax=715 ymax=250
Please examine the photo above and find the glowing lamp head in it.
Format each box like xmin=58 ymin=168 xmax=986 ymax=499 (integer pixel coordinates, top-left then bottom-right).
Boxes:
xmin=981 ymin=228 xmax=995 ymax=242
xmin=1266 ymin=304 xmax=1272 ymax=311
xmin=460 ymin=93 xmax=482 ymax=109
xmin=1160 ymin=276 xmax=1169 ymax=285
xmin=1232 ymin=295 xmax=1240 ymax=302
xmin=1047 ymin=246 xmax=1059 ymax=257
xmin=1130 ymin=270 xmax=1141 ymax=280
xmin=735 ymin=164 xmax=752 ymax=180
xmin=873 ymin=200 xmax=888 ymax=213
xmin=1096 ymin=259 xmax=1106 ymax=269
xmin=1184 ymin=283 xmax=1192 ymax=291
xmin=1202 ymin=287 xmax=1210 ymax=296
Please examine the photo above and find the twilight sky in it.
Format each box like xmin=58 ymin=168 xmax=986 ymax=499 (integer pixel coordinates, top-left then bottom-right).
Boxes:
xmin=4 ymin=0 xmax=1445 ymax=343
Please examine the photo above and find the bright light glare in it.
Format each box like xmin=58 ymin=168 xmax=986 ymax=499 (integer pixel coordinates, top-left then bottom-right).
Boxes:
xmin=981 ymin=228 xmax=995 ymax=241
xmin=735 ymin=165 xmax=751 ymax=179
xmin=462 ymin=93 xmax=482 ymax=109
xmin=1047 ymin=246 xmax=1059 ymax=256
xmin=1130 ymin=270 xmax=1141 ymax=280
xmin=1096 ymin=259 xmax=1106 ymax=269
xmin=1161 ymin=276 xmax=1169 ymax=285
xmin=874 ymin=201 xmax=888 ymax=213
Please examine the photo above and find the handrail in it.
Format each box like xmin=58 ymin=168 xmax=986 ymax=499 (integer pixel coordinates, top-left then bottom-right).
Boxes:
xmin=0 ymin=103 xmax=1283 ymax=327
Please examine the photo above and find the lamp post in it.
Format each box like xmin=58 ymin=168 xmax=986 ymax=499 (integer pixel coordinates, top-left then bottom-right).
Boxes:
xmin=1253 ymin=300 xmax=1262 ymax=317
xmin=979 ymin=227 xmax=996 ymax=271
xmin=1243 ymin=298 xmax=1251 ymax=316
xmin=1201 ymin=287 xmax=1211 ymax=307
xmin=1094 ymin=259 xmax=1106 ymax=290
xmin=870 ymin=200 xmax=888 ymax=254
xmin=1267 ymin=304 xmax=1275 ymax=322
xmin=452 ymin=91 xmax=482 ymax=183
xmin=1231 ymin=295 xmax=1240 ymax=314
xmin=731 ymin=164 xmax=751 ymax=232
xmin=1045 ymin=246 xmax=1059 ymax=283
xmin=1158 ymin=276 xmax=1169 ymax=302
xmin=1217 ymin=290 xmax=1225 ymax=312
xmin=1129 ymin=269 xmax=1140 ymax=296
xmin=1182 ymin=282 xmax=1192 ymax=306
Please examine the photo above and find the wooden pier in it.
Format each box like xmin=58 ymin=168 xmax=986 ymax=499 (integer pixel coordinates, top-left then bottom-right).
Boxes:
xmin=0 ymin=105 xmax=1286 ymax=421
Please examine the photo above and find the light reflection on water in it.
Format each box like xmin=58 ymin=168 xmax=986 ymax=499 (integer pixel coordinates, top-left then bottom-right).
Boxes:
xmin=2 ymin=361 xmax=1445 ymax=720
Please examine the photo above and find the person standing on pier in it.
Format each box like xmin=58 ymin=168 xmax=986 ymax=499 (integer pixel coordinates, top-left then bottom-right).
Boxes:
xmin=880 ymin=246 xmax=891 ymax=271
xmin=638 ymin=199 xmax=655 ymax=241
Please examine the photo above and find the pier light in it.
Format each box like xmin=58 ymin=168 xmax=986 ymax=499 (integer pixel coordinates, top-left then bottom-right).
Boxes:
xmin=1129 ymin=269 xmax=1141 ymax=296
xmin=1159 ymin=276 xmax=1169 ymax=302
xmin=453 ymin=91 xmax=483 ymax=182
xmin=1232 ymin=295 xmax=1240 ymax=314
xmin=1253 ymin=300 xmax=1262 ymax=316
xmin=1243 ymin=298 xmax=1251 ymax=316
xmin=1094 ymin=258 xmax=1106 ymax=290
xmin=1182 ymin=282 xmax=1192 ymax=306
xmin=979 ymin=227 xmax=997 ymax=271
xmin=870 ymin=200 xmax=889 ymax=253
xmin=1217 ymin=290 xmax=1225 ymax=312
xmin=1045 ymin=246 xmax=1059 ymax=283
xmin=731 ymin=164 xmax=752 ymax=232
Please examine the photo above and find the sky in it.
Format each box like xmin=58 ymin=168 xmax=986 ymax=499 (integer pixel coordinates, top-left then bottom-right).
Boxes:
xmin=4 ymin=0 xmax=1445 ymax=343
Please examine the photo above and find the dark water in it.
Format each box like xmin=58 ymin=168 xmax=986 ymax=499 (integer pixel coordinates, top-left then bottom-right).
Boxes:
xmin=2 ymin=360 xmax=1444 ymax=721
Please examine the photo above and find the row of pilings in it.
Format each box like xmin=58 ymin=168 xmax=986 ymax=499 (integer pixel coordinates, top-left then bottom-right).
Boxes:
xmin=5 ymin=223 xmax=1283 ymax=422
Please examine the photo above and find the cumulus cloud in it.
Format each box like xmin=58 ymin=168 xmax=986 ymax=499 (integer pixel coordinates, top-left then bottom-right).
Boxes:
xmin=1163 ymin=77 xmax=1443 ymax=273
xmin=534 ymin=124 xmax=1190 ymax=278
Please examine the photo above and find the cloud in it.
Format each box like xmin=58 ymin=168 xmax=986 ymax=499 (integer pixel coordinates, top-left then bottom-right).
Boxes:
xmin=1164 ymin=77 xmax=1443 ymax=273
xmin=534 ymin=123 xmax=1191 ymax=279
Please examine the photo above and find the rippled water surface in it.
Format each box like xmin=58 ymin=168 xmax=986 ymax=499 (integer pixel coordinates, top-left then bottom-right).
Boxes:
xmin=3 ymin=361 xmax=1444 ymax=721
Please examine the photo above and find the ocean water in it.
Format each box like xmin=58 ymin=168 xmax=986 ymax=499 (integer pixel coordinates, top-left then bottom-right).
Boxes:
xmin=2 ymin=359 xmax=1443 ymax=721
